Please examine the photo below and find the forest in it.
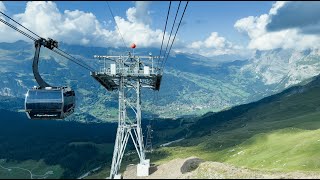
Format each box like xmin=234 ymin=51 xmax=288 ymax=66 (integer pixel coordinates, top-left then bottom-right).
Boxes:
xmin=0 ymin=108 xmax=186 ymax=178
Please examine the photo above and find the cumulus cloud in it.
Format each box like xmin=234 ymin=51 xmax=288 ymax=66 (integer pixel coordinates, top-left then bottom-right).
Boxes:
xmin=189 ymin=32 xmax=234 ymax=54
xmin=0 ymin=1 xmax=170 ymax=48
xmin=177 ymin=32 xmax=250 ymax=57
xmin=0 ymin=1 xmax=113 ymax=45
xmin=113 ymin=1 xmax=170 ymax=48
xmin=234 ymin=1 xmax=320 ymax=51
xmin=0 ymin=1 xmax=251 ymax=58
xmin=126 ymin=1 xmax=152 ymax=24
xmin=14 ymin=2 xmax=63 ymax=40
xmin=0 ymin=2 xmax=32 ymax=42
xmin=114 ymin=16 xmax=165 ymax=47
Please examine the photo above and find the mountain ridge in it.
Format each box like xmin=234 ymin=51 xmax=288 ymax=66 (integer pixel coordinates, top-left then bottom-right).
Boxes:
xmin=1 ymin=40 xmax=320 ymax=122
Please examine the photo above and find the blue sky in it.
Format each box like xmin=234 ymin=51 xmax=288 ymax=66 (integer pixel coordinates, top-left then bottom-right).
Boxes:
xmin=2 ymin=1 xmax=273 ymax=45
xmin=1 ymin=1 xmax=320 ymax=58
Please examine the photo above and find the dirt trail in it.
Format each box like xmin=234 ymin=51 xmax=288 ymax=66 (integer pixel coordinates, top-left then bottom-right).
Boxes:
xmin=122 ymin=157 xmax=320 ymax=179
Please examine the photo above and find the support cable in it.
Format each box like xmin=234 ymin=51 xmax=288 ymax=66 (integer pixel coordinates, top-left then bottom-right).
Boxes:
xmin=52 ymin=49 xmax=94 ymax=71
xmin=162 ymin=1 xmax=189 ymax=71
xmin=55 ymin=47 xmax=95 ymax=71
xmin=161 ymin=1 xmax=181 ymax=69
xmin=106 ymin=1 xmax=129 ymax=52
xmin=0 ymin=11 xmax=41 ymax=39
xmin=0 ymin=18 xmax=36 ymax=41
xmin=158 ymin=1 xmax=172 ymax=67
xmin=0 ymin=11 xmax=95 ymax=72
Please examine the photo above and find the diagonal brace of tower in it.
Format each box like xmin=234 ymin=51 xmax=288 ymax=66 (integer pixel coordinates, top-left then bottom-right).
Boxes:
xmin=91 ymin=52 xmax=162 ymax=179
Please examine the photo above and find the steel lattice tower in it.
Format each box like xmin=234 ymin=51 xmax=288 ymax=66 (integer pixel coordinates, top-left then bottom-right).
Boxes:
xmin=145 ymin=125 xmax=153 ymax=153
xmin=91 ymin=50 xmax=162 ymax=179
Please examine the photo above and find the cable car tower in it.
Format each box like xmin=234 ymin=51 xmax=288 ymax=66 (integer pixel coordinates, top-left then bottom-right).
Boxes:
xmin=91 ymin=43 xmax=162 ymax=179
xmin=145 ymin=125 xmax=153 ymax=153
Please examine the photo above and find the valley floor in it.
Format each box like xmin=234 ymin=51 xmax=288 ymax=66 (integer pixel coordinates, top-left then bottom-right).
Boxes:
xmin=123 ymin=157 xmax=320 ymax=179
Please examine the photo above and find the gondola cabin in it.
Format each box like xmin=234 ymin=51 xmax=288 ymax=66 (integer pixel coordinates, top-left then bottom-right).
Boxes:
xmin=25 ymin=86 xmax=75 ymax=119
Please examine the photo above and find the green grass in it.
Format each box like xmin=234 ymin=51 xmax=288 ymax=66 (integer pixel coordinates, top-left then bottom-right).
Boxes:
xmin=0 ymin=159 xmax=63 ymax=179
xmin=152 ymin=126 xmax=320 ymax=173
xmin=225 ymin=128 xmax=320 ymax=171
xmin=85 ymin=77 xmax=320 ymax=178
xmin=149 ymin=80 xmax=320 ymax=173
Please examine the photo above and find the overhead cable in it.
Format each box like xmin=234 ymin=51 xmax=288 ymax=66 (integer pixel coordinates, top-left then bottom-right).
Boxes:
xmin=162 ymin=1 xmax=189 ymax=71
xmin=0 ymin=11 xmax=95 ymax=72
xmin=158 ymin=1 xmax=172 ymax=67
xmin=161 ymin=1 xmax=181 ymax=69
xmin=0 ymin=17 xmax=36 ymax=41
xmin=106 ymin=1 xmax=129 ymax=52
xmin=0 ymin=11 xmax=41 ymax=39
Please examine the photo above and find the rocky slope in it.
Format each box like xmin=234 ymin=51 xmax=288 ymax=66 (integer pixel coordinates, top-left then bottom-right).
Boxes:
xmin=123 ymin=157 xmax=320 ymax=179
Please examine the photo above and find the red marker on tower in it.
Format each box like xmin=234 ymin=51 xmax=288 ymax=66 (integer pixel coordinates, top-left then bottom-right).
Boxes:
xmin=130 ymin=43 xmax=136 ymax=49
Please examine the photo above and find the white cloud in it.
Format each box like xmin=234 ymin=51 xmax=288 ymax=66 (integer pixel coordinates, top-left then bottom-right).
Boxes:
xmin=204 ymin=32 xmax=227 ymax=49
xmin=269 ymin=1 xmax=287 ymax=15
xmin=0 ymin=1 xmax=6 ymax=12
xmin=190 ymin=32 xmax=231 ymax=52
xmin=0 ymin=1 xmax=256 ymax=59
xmin=0 ymin=2 xmax=31 ymax=42
xmin=114 ymin=15 xmax=165 ymax=47
xmin=14 ymin=1 xmax=62 ymax=40
xmin=112 ymin=1 xmax=174 ymax=48
xmin=234 ymin=1 xmax=320 ymax=51
xmin=177 ymin=32 xmax=251 ymax=58
xmin=0 ymin=1 xmax=170 ymax=48
xmin=126 ymin=1 xmax=152 ymax=24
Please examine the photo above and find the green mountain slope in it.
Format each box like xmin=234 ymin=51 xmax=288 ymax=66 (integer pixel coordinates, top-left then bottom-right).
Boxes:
xmin=151 ymin=75 xmax=320 ymax=172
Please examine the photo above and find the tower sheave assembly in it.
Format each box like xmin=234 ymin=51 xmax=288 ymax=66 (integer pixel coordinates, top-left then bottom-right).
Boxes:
xmin=91 ymin=44 xmax=162 ymax=179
